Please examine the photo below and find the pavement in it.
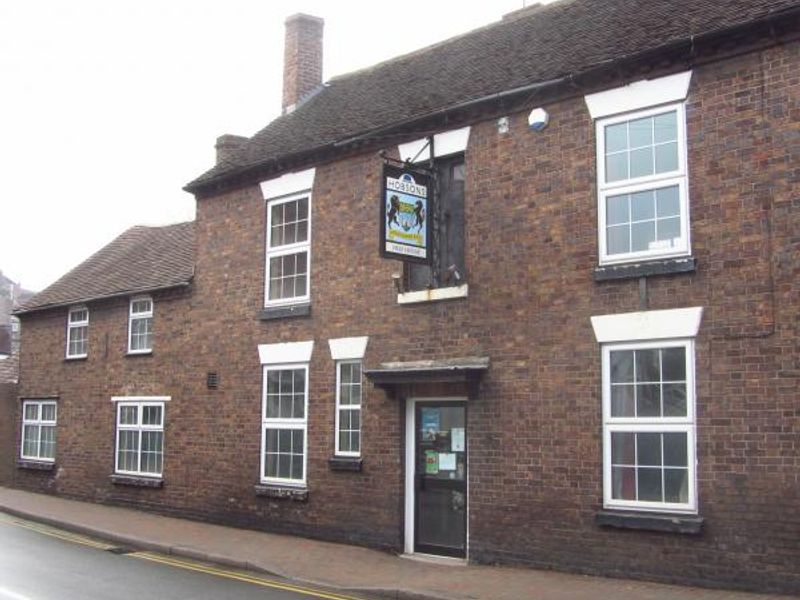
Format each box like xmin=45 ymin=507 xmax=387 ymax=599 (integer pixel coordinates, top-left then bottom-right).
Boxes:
xmin=0 ymin=486 xmax=793 ymax=600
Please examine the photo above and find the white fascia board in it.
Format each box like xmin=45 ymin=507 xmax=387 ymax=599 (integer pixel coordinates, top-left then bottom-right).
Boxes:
xmin=328 ymin=336 xmax=369 ymax=361
xmin=259 ymin=340 xmax=314 ymax=365
xmin=591 ymin=307 xmax=703 ymax=343
xmin=398 ymin=127 xmax=471 ymax=163
xmin=584 ymin=71 xmax=693 ymax=119
xmin=260 ymin=168 xmax=316 ymax=201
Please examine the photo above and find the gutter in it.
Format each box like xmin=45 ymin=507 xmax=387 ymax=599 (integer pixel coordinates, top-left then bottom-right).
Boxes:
xmin=13 ymin=281 xmax=192 ymax=316
xmin=185 ymin=5 xmax=800 ymax=196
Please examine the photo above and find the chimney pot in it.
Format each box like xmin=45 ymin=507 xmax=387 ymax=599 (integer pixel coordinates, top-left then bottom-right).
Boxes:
xmin=282 ymin=13 xmax=324 ymax=114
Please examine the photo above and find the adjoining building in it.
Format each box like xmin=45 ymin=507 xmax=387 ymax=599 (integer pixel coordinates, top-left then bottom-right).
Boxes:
xmin=11 ymin=1 xmax=800 ymax=594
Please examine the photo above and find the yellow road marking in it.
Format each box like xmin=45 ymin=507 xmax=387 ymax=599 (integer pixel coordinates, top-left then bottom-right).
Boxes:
xmin=131 ymin=551 xmax=366 ymax=600
xmin=0 ymin=514 xmax=113 ymax=550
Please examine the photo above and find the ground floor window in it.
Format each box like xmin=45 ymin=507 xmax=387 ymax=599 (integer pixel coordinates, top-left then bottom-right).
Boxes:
xmin=335 ymin=361 xmax=362 ymax=456
xmin=21 ymin=400 xmax=57 ymax=462
xmin=602 ymin=339 xmax=696 ymax=512
xmin=114 ymin=399 xmax=164 ymax=477
xmin=262 ymin=365 xmax=308 ymax=486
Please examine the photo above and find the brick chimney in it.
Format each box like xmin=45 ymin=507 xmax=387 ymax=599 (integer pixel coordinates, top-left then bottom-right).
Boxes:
xmin=215 ymin=134 xmax=248 ymax=166
xmin=282 ymin=13 xmax=324 ymax=114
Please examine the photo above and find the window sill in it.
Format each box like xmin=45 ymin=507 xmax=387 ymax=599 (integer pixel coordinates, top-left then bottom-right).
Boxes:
xmin=593 ymin=257 xmax=696 ymax=282
xmin=64 ymin=356 xmax=87 ymax=362
xmin=259 ymin=303 xmax=311 ymax=321
xmin=110 ymin=474 xmax=164 ymax=488
xmin=254 ymin=484 xmax=308 ymax=502
xmin=17 ymin=460 xmax=56 ymax=471
xmin=397 ymin=284 xmax=468 ymax=305
xmin=595 ymin=509 xmax=703 ymax=534
xmin=125 ymin=350 xmax=153 ymax=357
xmin=328 ymin=457 xmax=363 ymax=472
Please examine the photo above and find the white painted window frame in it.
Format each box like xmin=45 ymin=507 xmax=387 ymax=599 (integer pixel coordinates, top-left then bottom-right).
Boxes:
xmin=127 ymin=295 xmax=153 ymax=354
xmin=260 ymin=363 xmax=309 ymax=487
xmin=66 ymin=305 xmax=89 ymax=359
xmin=602 ymin=338 xmax=697 ymax=513
xmin=335 ymin=360 xmax=362 ymax=458
xmin=114 ymin=399 xmax=165 ymax=477
xmin=20 ymin=400 xmax=57 ymax=462
xmin=264 ymin=192 xmax=312 ymax=307
xmin=596 ymin=101 xmax=691 ymax=265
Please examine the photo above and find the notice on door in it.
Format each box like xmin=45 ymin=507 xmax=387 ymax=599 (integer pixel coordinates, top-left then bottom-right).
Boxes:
xmin=451 ymin=427 xmax=465 ymax=452
xmin=439 ymin=453 xmax=456 ymax=471
xmin=425 ymin=450 xmax=439 ymax=474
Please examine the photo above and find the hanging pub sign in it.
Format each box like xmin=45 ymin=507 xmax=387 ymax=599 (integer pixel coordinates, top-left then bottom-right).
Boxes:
xmin=380 ymin=163 xmax=432 ymax=263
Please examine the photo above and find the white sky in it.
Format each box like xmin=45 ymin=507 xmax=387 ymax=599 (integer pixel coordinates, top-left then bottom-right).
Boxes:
xmin=1 ymin=0 xmax=543 ymax=291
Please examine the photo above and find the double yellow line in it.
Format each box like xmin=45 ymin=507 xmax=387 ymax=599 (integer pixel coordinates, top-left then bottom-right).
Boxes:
xmin=0 ymin=513 xmax=367 ymax=600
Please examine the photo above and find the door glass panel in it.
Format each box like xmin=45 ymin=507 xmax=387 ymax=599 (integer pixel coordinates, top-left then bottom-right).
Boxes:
xmin=415 ymin=403 xmax=466 ymax=557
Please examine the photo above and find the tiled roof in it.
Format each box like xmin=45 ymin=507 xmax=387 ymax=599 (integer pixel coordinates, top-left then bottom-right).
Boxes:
xmin=17 ymin=222 xmax=195 ymax=314
xmin=186 ymin=0 xmax=800 ymax=193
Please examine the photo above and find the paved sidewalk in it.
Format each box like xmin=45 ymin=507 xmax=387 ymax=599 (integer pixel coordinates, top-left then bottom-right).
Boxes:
xmin=0 ymin=487 xmax=792 ymax=600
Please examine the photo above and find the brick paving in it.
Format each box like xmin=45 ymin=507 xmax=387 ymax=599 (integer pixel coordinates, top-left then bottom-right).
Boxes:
xmin=0 ymin=487 xmax=793 ymax=600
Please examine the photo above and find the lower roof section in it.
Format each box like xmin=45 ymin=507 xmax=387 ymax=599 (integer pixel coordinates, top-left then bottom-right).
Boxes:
xmin=365 ymin=356 xmax=489 ymax=399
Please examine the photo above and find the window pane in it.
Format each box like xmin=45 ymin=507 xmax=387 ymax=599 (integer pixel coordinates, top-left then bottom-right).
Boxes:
xmin=629 ymin=147 xmax=653 ymax=178
xmin=631 ymin=221 xmax=655 ymax=252
xmin=265 ymin=453 xmax=278 ymax=478
xmin=285 ymin=200 xmax=297 ymax=223
xmin=664 ymin=468 xmax=689 ymax=503
xmin=351 ymin=431 xmax=361 ymax=453
xmin=41 ymin=404 xmax=56 ymax=422
xmin=612 ymin=466 xmax=636 ymax=500
xmin=267 ymin=371 xmax=280 ymax=394
xmin=637 ymin=433 xmax=662 ymax=466
xmin=605 ymin=122 xmax=627 ymax=153
xmin=265 ymin=429 xmax=279 ymax=452
xmin=24 ymin=403 xmax=38 ymax=420
xmin=271 ymin=224 xmax=284 ymax=247
xmin=291 ymin=453 xmax=303 ymax=480
xmin=297 ymin=198 xmax=309 ymax=220
xmin=655 ymin=141 xmax=678 ymax=173
xmin=606 ymin=194 xmax=629 ymax=226
xmin=271 ymin=203 xmax=284 ymax=227
xmin=142 ymin=405 xmax=162 ymax=426
xmin=278 ymin=454 xmax=291 ymax=479
xmin=279 ymin=429 xmax=291 ymax=453
xmin=630 ymin=190 xmax=655 ymax=222
xmin=663 ymin=432 xmax=688 ymax=466
xmin=119 ymin=406 xmax=138 ymax=425
xmin=662 ymin=347 xmax=686 ymax=381
xmin=292 ymin=369 xmax=305 ymax=394
xmin=118 ymin=430 xmax=139 ymax=471
xmin=611 ymin=432 xmax=635 ymax=464
xmin=141 ymin=431 xmax=163 ymax=474
xmin=653 ymin=111 xmax=677 ymax=143
xmin=628 ymin=116 xmax=653 ymax=148
xmin=266 ymin=395 xmax=279 ymax=418
xmin=663 ymin=383 xmax=687 ymax=416
xmin=605 ymin=152 xmax=628 ymax=182
xmin=339 ymin=431 xmax=351 ymax=453
xmin=606 ymin=225 xmax=629 ymax=255
xmin=39 ymin=425 xmax=56 ymax=459
xmin=636 ymin=384 xmax=661 ymax=417
xmin=635 ymin=349 xmax=660 ymax=382
xmin=609 ymin=350 xmax=634 ymax=383
xmin=296 ymin=221 xmax=308 ymax=243
xmin=292 ymin=429 xmax=303 ymax=454
xmin=657 ymin=217 xmax=681 ymax=243
xmin=22 ymin=425 xmax=39 ymax=458
xmin=637 ymin=467 xmax=663 ymax=502
xmin=656 ymin=186 xmax=680 ymax=217
xmin=293 ymin=393 xmax=305 ymax=419
xmin=610 ymin=385 xmax=635 ymax=417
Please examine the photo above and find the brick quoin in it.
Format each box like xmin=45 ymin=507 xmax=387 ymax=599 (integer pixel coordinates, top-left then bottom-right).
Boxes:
xmin=12 ymin=34 xmax=800 ymax=597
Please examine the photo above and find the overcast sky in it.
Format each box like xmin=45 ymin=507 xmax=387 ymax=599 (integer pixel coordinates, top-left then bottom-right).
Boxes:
xmin=1 ymin=0 xmax=542 ymax=291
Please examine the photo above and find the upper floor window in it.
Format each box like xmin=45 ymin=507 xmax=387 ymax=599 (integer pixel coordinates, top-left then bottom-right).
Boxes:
xmin=407 ymin=155 xmax=465 ymax=291
xmin=585 ymin=71 xmax=693 ymax=266
xmin=265 ymin=193 xmax=311 ymax=306
xmin=128 ymin=296 xmax=153 ymax=354
xmin=66 ymin=306 xmax=88 ymax=359
xmin=21 ymin=400 xmax=57 ymax=462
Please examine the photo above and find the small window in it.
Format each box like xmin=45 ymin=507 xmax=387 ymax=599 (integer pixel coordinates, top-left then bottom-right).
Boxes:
xmin=407 ymin=156 xmax=465 ymax=291
xmin=115 ymin=400 xmax=164 ymax=477
xmin=596 ymin=103 xmax=690 ymax=264
xmin=603 ymin=340 xmax=696 ymax=512
xmin=335 ymin=361 xmax=362 ymax=457
xmin=66 ymin=306 xmax=89 ymax=358
xmin=128 ymin=296 xmax=153 ymax=354
xmin=265 ymin=194 xmax=311 ymax=306
xmin=21 ymin=400 xmax=57 ymax=462
xmin=261 ymin=365 xmax=308 ymax=485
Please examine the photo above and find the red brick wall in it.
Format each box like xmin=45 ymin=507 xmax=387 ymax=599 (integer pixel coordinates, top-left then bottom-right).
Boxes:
xmin=14 ymin=41 xmax=800 ymax=593
xmin=0 ymin=382 xmax=17 ymax=485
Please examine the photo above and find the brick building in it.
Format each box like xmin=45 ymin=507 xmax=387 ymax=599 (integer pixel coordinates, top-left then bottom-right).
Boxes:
xmin=0 ymin=271 xmax=34 ymax=384
xmin=11 ymin=1 xmax=800 ymax=594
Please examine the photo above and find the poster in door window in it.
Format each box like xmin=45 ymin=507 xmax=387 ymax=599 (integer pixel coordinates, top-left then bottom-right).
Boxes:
xmin=421 ymin=408 xmax=440 ymax=441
